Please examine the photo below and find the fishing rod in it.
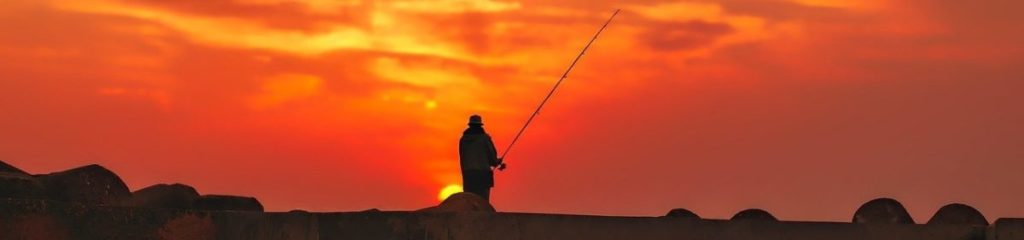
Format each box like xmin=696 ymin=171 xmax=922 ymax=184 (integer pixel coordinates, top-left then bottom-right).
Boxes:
xmin=497 ymin=9 xmax=620 ymax=171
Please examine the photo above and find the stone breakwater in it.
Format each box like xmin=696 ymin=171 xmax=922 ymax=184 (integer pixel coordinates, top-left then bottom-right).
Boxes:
xmin=2 ymin=160 xmax=1022 ymax=240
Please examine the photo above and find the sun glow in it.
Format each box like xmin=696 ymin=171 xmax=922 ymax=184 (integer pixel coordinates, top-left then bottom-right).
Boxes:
xmin=438 ymin=184 xmax=463 ymax=201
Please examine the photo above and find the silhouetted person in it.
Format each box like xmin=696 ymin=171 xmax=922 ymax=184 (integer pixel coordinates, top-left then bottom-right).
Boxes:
xmin=459 ymin=115 xmax=503 ymax=200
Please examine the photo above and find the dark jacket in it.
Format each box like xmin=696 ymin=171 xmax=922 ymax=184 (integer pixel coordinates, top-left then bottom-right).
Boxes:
xmin=459 ymin=126 xmax=500 ymax=171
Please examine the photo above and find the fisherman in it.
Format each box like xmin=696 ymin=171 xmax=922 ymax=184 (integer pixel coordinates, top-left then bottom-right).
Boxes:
xmin=459 ymin=115 xmax=504 ymax=200
xmin=453 ymin=11 xmax=616 ymax=202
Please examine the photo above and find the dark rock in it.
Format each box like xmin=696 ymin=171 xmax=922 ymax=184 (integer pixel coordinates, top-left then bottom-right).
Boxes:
xmin=731 ymin=209 xmax=777 ymax=221
xmin=0 ymin=160 xmax=46 ymax=199
xmin=0 ymin=172 xmax=45 ymax=199
xmin=665 ymin=208 xmax=700 ymax=219
xmin=927 ymin=203 xmax=988 ymax=226
xmin=123 ymin=183 xmax=200 ymax=209
xmin=158 ymin=213 xmax=216 ymax=239
xmin=423 ymin=192 xmax=495 ymax=212
xmin=35 ymin=164 xmax=131 ymax=205
xmin=990 ymin=219 xmax=1024 ymax=240
xmin=213 ymin=209 xmax=318 ymax=239
xmin=192 ymin=195 xmax=263 ymax=212
xmin=0 ymin=160 xmax=29 ymax=175
xmin=853 ymin=198 xmax=915 ymax=224
xmin=0 ymin=214 xmax=70 ymax=239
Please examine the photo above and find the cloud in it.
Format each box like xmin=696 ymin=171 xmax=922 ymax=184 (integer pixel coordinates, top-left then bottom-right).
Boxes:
xmin=53 ymin=0 xmax=377 ymax=56
xmin=248 ymin=73 xmax=323 ymax=110
xmin=388 ymin=0 xmax=521 ymax=13
xmin=122 ymin=0 xmax=370 ymax=32
xmin=708 ymin=0 xmax=862 ymax=22
xmin=641 ymin=20 xmax=734 ymax=51
xmin=97 ymin=87 xmax=172 ymax=108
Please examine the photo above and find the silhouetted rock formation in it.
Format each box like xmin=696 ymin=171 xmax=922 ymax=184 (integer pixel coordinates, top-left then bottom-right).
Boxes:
xmin=928 ymin=203 xmax=988 ymax=226
xmin=0 ymin=160 xmax=29 ymax=175
xmin=0 ymin=161 xmax=264 ymax=213
xmin=193 ymin=195 xmax=264 ymax=212
xmin=35 ymin=164 xmax=131 ymax=205
xmin=853 ymin=198 xmax=915 ymax=224
xmin=422 ymin=192 xmax=495 ymax=212
xmin=665 ymin=208 xmax=700 ymax=219
xmin=124 ymin=183 xmax=200 ymax=209
xmin=6 ymin=159 xmax=1024 ymax=239
xmin=731 ymin=208 xmax=777 ymax=221
xmin=0 ymin=160 xmax=284 ymax=238
xmin=0 ymin=160 xmax=44 ymax=199
xmin=0 ymin=172 xmax=45 ymax=199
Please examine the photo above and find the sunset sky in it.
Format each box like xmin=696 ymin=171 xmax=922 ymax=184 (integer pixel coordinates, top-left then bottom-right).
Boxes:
xmin=2 ymin=0 xmax=1023 ymax=221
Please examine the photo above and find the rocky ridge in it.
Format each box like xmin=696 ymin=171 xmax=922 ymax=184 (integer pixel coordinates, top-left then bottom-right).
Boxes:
xmin=1 ymin=159 xmax=1022 ymax=239
xmin=0 ymin=160 xmax=263 ymax=212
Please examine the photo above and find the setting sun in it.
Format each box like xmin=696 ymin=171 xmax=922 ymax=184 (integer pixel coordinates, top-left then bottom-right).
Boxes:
xmin=438 ymin=184 xmax=463 ymax=201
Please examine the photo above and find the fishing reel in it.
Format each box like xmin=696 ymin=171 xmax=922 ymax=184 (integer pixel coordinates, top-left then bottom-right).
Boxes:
xmin=495 ymin=159 xmax=507 ymax=171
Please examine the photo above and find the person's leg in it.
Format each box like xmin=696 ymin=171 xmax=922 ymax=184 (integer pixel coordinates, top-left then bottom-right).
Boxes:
xmin=463 ymin=171 xmax=485 ymax=198
xmin=461 ymin=170 xmax=470 ymax=191
xmin=479 ymin=171 xmax=493 ymax=200
xmin=480 ymin=187 xmax=490 ymax=200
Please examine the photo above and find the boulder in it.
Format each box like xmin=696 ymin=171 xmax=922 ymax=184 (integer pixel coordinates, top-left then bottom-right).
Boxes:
xmin=424 ymin=192 xmax=495 ymax=212
xmin=123 ymin=183 xmax=200 ymax=209
xmin=0 ymin=160 xmax=29 ymax=175
xmin=927 ymin=203 xmax=988 ymax=226
xmin=0 ymin=160 xmax=46 ymax=199
xmin=0 ymin=172 xmax=45 ymax=199
xmin=192 ymin=195 xmax=263 ymax=212
xmin=35 ymin=164 xmax=131 ymax=205
xmin=853 ymin=198 xmax=915 ymax=224
xmin=731 ymin=209 xmax=777 ymax=221
xmin=665 ymin=208 xmax=700 ymax=219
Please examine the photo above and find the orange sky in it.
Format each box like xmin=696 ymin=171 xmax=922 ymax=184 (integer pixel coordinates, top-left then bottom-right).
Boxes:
xmin=2 ymin=0 xmax=1023 ymax=221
